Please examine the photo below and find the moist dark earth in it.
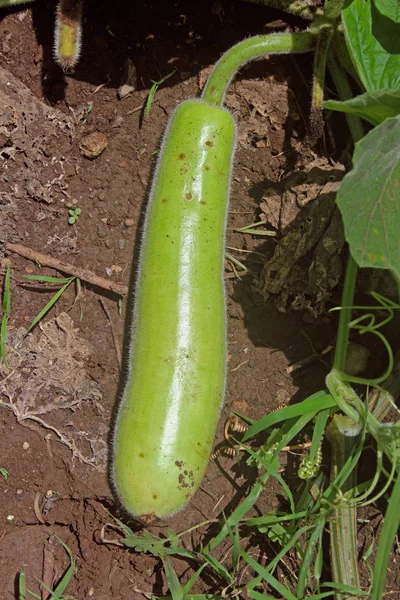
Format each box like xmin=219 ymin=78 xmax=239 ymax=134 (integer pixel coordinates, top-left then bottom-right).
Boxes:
xmin=0 ymin=1 xmax=399 ymax=598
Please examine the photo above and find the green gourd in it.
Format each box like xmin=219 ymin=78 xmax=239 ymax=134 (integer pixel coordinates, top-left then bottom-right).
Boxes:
xmin=113 ymin=99 xmax=236 ymax=519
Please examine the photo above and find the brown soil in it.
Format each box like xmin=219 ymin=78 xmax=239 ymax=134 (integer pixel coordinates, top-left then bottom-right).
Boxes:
xmin=0 ymin=1 xmax=398 ymax=599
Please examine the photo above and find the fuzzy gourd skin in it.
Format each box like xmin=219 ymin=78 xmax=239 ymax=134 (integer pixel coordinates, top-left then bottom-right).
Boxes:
xmin=113 ymin=100 xmax=236 ymax=519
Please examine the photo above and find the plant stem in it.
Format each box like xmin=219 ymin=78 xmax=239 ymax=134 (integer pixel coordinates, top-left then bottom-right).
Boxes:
xmin=309 ymin=22 xmax=334 ymax=141
xmin=327 ymin=51 xmax=364 ymax=142
xmin=326 ymin=415 xmax=362 ymax=600
xmin=332 ymin=254 xmax=358 ymax=373
xmin=201 ymin=31 xmax=316 ymax=106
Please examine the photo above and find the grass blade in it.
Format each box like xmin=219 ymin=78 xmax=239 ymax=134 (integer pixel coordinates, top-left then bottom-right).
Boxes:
xmin=18 ymin=572 xmax=26 ymax=600
xmin=1 ymin=261 xmax=11 ymax=366
xmin=23 ymin=274 xmax=74 ymax=284
xmin=208 ymin=412 xmax=317 ymax=552
xmin=243 ymin=391 xmax=336 ymax=440
xmin=182 ymin=564 xmax=207 ymax=597
xmin=50 ymin=534 xmax=76 ymax=598
xmin=241 ymin=547 xmax=297 ymax=600
xmin=26 ymin=277 xmax=74 ymax=334
xmin=145 ymin=70 xmax=176 ymax=117
xmin=164 ymin=557 xmax=184 ymax=600
xmin=370 ymin=472 xmax=400 ymax=600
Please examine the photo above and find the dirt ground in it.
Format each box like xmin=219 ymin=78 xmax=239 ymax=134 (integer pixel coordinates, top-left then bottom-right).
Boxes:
xmin=0 ymin=1 xmax=398 ymax=598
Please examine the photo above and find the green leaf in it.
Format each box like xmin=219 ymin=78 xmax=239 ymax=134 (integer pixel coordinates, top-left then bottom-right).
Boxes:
xmin=0 ymin=467 xmax=9 ymax=481
xmin=374 ymin=0 xmax=400 ymax=21
xmin=324 ymin=89 xmax=400 ymax=125
xmin=120 ymin=530 xmax=167 ymax=557
xmin=342 ymin=0 xmax=400 ymax=91
xmin=336 ymin=115 xmax=400 ymax=278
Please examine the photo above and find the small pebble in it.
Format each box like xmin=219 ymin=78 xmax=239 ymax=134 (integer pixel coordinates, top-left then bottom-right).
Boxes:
xmin=89 ymin=189 xmax=97 ymax=199
xmin=98 ymin=191 xmax=106 ymax=202
xmin=122 ymin=229 xmax=132 ymax=239
xmin=16 ymin=490 xmax=24 ymax=500
xmin=248 ymin=359 xmax=256 ymax=369
xmin=105 ymin=267 xmax=113 ymax=277
xmin=124 ymin=218 xmax=135 ymax=227
xmin=118 ymin=238 xmax=125 ymax=250
xmin=111 ymin=115 xmax=123 ymax=128
xmin=97 ymin=225 xmax=108 ymax=238
xmin=119 ymin=161 xmax=128 ymax=168
xmin=79 ymin=131 xmax=108 ymax=159
xmin=104 ymin=239 xmax=113 ymax=249
xmin=22 ymin=442 xmax=29 ymax=450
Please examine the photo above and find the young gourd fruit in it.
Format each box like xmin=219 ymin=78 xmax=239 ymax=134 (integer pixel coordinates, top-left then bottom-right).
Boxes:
xmin=113 ymin=99 xmax=236 ymax=519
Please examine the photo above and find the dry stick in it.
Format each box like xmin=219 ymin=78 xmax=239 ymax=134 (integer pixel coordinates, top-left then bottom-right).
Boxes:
xmin=99 ymin=298 xmax=122 ymax=369
xmin=6 ymin=243 xmax=128 ymax=297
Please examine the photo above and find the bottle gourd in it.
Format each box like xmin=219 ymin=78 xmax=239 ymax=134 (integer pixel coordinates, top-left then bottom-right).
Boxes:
xmin=112 ymin=99 xmax=236 ymax=519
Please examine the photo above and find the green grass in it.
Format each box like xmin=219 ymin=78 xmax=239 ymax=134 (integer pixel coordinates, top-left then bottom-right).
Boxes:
xmin=145 ymin=70 xmax=176 ymax=117
xmin=22 ymin=274 xmax=77 ymax=334
xmin=105 ymin=361 xmax=400 ymax=598
xmin=1 ymin=261 xmax=11 ymax=367
xmin=18 ymin=535 xmax=76 ymax=600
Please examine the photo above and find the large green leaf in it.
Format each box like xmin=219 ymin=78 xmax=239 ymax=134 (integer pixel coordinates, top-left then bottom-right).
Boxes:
xmin=342 ymin=0 xmax=400 ymax=91
xmin=336 ymin=115 xmax=400 ymax=279
xmin=323 ymin=89 xmax=400 ymax=125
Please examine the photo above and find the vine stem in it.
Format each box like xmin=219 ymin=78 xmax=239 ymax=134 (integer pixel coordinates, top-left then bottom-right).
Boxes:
xmin=201 ymin=31 xmax=316 ymax=106
xmin=332 ymin=254 xmax=358 ymax=373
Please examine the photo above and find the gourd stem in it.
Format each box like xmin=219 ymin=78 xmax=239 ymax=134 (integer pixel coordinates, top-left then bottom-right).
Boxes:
xmin=201 ymin=31 xmax=317 ymax=106
xmin=332 ymin=253 xmax=358 ymax=373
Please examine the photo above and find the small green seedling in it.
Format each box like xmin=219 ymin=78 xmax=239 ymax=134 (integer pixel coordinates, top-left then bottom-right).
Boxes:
xmin=1 ymin=261 xmax=11 ymax=367
xmin=145 ymin=70 xmax=176 ymax=118
xmin=68 ymin=207 xmax=81 ymax=225
xmin=81 ymin=103 xmax=93 ymax=125
xmin=0 ymin=467 xmax=9 ymax=481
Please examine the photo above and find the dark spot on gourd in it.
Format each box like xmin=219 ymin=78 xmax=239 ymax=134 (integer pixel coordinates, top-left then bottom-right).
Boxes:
xmin=153 ymin=494 xmax=158 ymax=500
xmin=205 ymin=140 xmax=214 ymax=147
xmin=200 ymin=200 xmax=207 ymax=205
xmin=175 ymin=460 xmax=184 ymax=468
xmin=178 ymin=474 xmax=189 ymax=488
xmin=204 ymin=165 xmax=210 ymax=171
xmin=210 ymin=85 xmax=215 ymax=93
xmin=139 ymin=452 xmax=145 ymax=458
xmin=197 ymin=442 xmax=202 ymax=448
xmin=178 ymin=153 xmax=185 ymax=159
xmin=185 ymin=193 xmax=192 ymax=201
xmin=161 ymin=198 xmax=167 ymax=203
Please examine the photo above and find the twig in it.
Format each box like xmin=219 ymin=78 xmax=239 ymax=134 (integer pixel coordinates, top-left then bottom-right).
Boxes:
xmin=99 ymin=298 xmax=122 ymax=369
xmin=224 ymin=270 xmax=248 ymax=279
xmin=42 ymin=535 xmax=56 ymax=600
xmin=286 ymin=343 xmax=334 ymax=373
xmin=6 ymin=243 xmax=128 ymax=297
